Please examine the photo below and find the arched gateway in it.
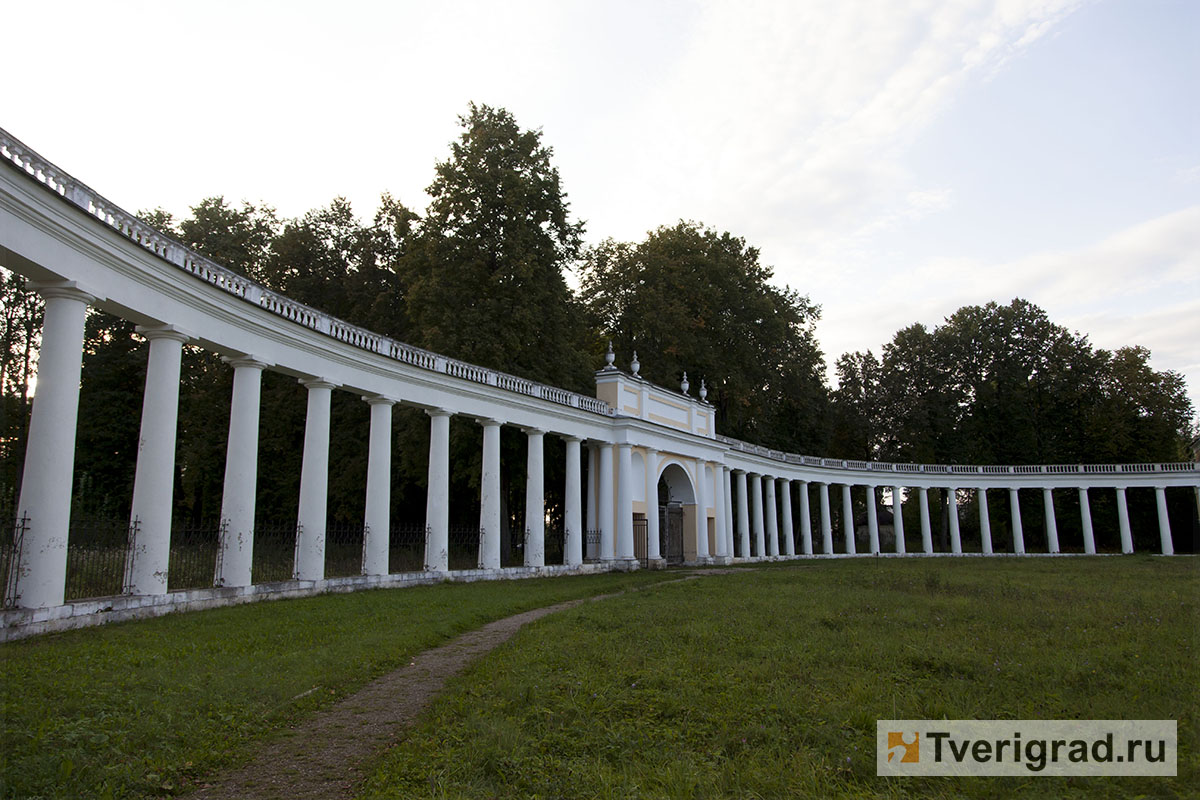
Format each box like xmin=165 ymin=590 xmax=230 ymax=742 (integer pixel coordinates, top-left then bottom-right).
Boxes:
xmin=1 ymin=128 xmax=1197 ymax=641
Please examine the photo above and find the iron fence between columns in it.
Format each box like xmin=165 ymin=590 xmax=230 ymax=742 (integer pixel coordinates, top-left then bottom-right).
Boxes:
xmin=633 ymin=518 xmax=648 ymax=567
xmin=389 ymin=522 xmax=425 ymax=574
xmin=544 ymin=527 xmax=565 ymax=566
xmin=168 ymin=519 xmax=223 ymax=592
xmin=1 ymin=512 xmax=28 ymax=608
xmin=64 ymin=513 xmax=135 ymax=602
xmin=447 ymin=525 xmax=482 ymax=571
xmin=251 ymin=520 xmax=297 ymax=584
xmin=583 ymin=529 xmax=601 ymax=563
xmin=324 ymin=521 xmax=366 ymax=578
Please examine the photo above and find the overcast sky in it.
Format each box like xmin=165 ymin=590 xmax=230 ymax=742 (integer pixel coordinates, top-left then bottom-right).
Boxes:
xmin=4 ymin=0 xmax=1197 ymax=406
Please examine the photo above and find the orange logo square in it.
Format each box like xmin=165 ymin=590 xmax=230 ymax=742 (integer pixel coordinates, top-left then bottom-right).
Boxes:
xmin=887 ymin=731 xmax=920 ymax=763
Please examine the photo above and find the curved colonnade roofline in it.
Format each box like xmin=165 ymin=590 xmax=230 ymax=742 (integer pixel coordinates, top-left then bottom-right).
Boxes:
xmin=1 ymin=127 xmax=1198 ymax=639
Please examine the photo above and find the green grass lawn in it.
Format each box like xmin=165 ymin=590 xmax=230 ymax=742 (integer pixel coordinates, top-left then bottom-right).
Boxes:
xmin=359 ymin=557 xmax=1199 ymax=799
xmin=0 ymin=571 xmax=677 ymax=799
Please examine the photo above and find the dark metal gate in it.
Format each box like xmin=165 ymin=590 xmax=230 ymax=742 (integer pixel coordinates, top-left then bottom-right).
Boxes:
xmin=661 ymin=502 xmax=684 ymax=565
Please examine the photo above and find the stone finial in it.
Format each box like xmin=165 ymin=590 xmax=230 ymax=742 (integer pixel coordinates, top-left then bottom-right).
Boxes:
xmin=604 ymin=341 xmax=615 ymax=369
xmin=699 ymin=379 xmax=708 ymax=401
xmin=631 ymin=351 xmax=640 ymax=376
xmin=680 ymin=372 xmax=689 ymax=394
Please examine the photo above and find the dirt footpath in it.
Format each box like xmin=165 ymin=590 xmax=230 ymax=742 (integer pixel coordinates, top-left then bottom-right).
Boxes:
xmin=185 ymin=574 xmax=715 ymax=799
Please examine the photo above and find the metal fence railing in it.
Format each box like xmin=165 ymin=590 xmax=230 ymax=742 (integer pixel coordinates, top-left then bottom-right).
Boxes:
xmin=584 ymin=529 xmax=601 ymax=563
xmin=1 ymin=512 xmax=27 ymax=608
xmin=633 ymin=518 xmax=648 ymax=567
xmin=544 ymin=526 xmax=565 ymax=566
xmin=448 ymin=525 xmax=482 ymax=571
xmin=325 ymin=521 xmax=365 ymax=578
xmin=168 ymin=519 xmax=222 ymax=592
xmin=389 ymin=522 xmax=425 ymax=574
xmin=65 ymin=513 xmax=134 ymax=602
xmin=251 ymin=520 xmax=297 ymax=584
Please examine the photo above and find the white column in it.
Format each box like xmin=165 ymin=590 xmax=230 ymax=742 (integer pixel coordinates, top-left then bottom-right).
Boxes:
xmin=616 ymin=444 xmax=635 ymax=562
xmin=947 ymin=488 xmax=962 ymax=554
xmin=714 ymin=466 xmax=729 ymax=559
xmin=125 ymin=327 xmax=188 ymax=596
xmin=892 ymin=486 xmax=906 ymax=555
xmin=918 ymin=488 xmax=932 ymax=554
xmin=736 ymin=471 xmax=750 ymax=558
xmin=819 ymin=482 xmax=833 ymax=554
xmin=585 ymin=444 xmax=598 ymax=558
xmin=1043 ymin=488 xmax=1059 ymax=554
xmin=524 ymin=429 xmax=545 ymax=567
xmin=598 ymin=443 xmax=614 ymax=560
xmin=12 ymin=284 xmax=92 ymax=608
xmin=424 ymin=409 xmax=451 ymax=572
xmin=798 ymin=481 xmax=813 ymax=555
xmin=866 ymin=486 xmax=880 ymax=554
xmin=215 ymin=358 xmax=265 ymax=588
xmin=1009 ymin=488 xmax=1025 ymax=555
xmin=979 ymin=488 xmax=993 ymax=555
xmin=841 ymin=484 xmax=855 ymax=555
xmin=750 ymin=474 xmax=765 ymax=558
xmin=1114 ymin=487 xmax=1132 ymax=555
xmin=563 ymin=436 xmax=583 ymax=567
xmin=723 ymin=467 xmax=735 ymax=559
xmin=362 ymin=397 xmax=395 ymax=576
xmin=764 ymin=476 xmax=779 ymax=558
xmin=694 ymin=459 xmax=710 ymax=562
xmin=294 ymin=379 xmax=334 ymax=581
xmin=644 ymin=448 xmax=661 ymax=563
xmin=1155 ymin=487 xmax=1173 ymax=555
xmin=780 ymin=479 xmax=795 ymax=557
xmin=479 ymin=419 xmax=502 ymax=569
xmin=1079 ymin=487 xmax=1095 ymax=555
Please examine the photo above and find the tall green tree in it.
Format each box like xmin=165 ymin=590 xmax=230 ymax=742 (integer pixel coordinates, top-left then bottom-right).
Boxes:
xmin=579 ymin=221 xmax=829 ymax=452
xmin=0 ymin=268 xmax=43 ymax=509
xmin=401 ymin=102 xmax=591 ymax=391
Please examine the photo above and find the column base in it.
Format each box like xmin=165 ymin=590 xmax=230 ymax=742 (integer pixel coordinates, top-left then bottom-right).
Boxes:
xmin=611 ymin=557 xmax=641 ymax=572
xmin=645 ymin=558 xmax=669 ymax=570
xmin=709 ymin=555 xmax=733 ymax=566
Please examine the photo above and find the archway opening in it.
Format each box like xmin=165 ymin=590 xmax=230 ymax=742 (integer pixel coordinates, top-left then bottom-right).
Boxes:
xmin=657 ymin=463 xmax=695 ymax=565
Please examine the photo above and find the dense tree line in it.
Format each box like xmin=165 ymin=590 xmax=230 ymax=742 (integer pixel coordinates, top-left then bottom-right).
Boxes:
xmin=1 ymin=103 xmax=1193 ymax=552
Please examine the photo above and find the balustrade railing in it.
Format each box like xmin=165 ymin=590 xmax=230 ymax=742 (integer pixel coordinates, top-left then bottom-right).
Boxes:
xmin=0 ymin=127 xmax=615 ymax=421
xmin=713 ymin=434 xmax=1195 ymax=478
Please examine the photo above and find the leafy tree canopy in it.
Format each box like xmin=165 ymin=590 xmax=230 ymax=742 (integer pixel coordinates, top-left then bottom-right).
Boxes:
xmin=579 ymin=221 xmax=829 ymax=452
xmin=400 ymin=102 xmax=592 ymax=391
xmin=831 ymin=298 xmax=1195 ymax=465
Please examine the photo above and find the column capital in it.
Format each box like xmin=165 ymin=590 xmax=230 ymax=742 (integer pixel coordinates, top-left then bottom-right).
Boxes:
xmin=522 ymin=427 xmax=546 ymax=437
xmin=222 ymin=355 xmax=269 ymax=371
xmin=362 ymin=394 xmax=396 ymax=406
xmin=299 ymin=377 xmax=337 ymax=391
xmin=135 ymin=324 xmax=191 ymax=343
xmin=478 ymin=416 xmax=504 ymax=428
xmin=26 ymin=279 xmax=97 ymax=304
xmin=561 ymin=433 xmax=583 ymax=443
xmin=425 ymin=407 xmax=453 ymax=419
